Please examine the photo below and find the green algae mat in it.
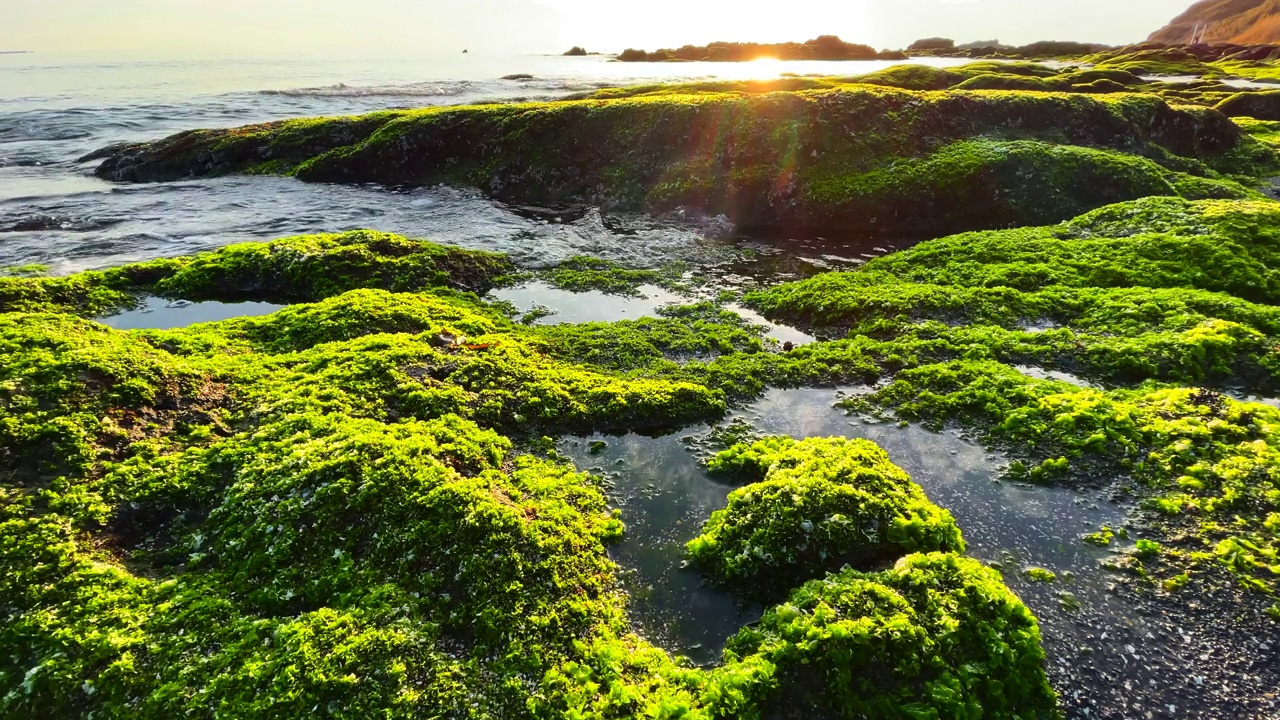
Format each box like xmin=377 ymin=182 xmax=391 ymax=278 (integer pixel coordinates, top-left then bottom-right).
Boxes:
xmin=88 ymin=81 xmax=1277 ymax=238
xmin=8 ymin=70 xmax=1280 ymax=718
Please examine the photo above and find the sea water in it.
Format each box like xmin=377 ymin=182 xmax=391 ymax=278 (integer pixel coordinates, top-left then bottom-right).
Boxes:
xmin=1 ymin=50 xmax=973 ymax=272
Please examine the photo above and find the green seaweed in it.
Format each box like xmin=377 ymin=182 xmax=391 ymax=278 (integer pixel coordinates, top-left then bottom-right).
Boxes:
xmin=0 ymin=230 xmax=516 ymax=316
xmin=687 ymin=437 xmax=965 ymax=597
xmin=542 ymin=256 xmax=689 ymax=296
xmin=91 ymin=84 xmax=1277 ymax=236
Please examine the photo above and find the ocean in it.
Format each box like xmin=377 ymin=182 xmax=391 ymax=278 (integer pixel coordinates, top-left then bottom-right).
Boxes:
xmin=0 ymin=51 xmax=971 ymax=273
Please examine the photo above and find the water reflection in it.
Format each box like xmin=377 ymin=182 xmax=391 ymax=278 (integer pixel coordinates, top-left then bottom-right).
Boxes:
xmin=98 ymin=295 xmax=284 ymax=330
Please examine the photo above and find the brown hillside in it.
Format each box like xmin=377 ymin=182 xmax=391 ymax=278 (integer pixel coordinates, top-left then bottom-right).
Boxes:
xmin=1149 ymin=0 xmax=1280 ymax=44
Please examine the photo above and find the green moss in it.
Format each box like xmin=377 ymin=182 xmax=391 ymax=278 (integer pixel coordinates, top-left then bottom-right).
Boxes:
xmin=1234 ymin=116 xmax=1280 ymax=149
xmin=542 ymin=256 xmax=688 ymax=296
xmin=845 ymin=64 xmax=964 ymax=90
xmin=1210 ymin=60 xmax=1280 ymax=84
xmin=1086 ymin=47 xmax=1223 ymax=78
xmin=719 ymin=554 xmax=1057 ymax=719
xmin=1215 ymin=91 xmax=1280 ymax=121
xmin=0 ymin=242 xmax=1060 ymax=717
xmin=147 ymin=229 xmax=515 ymax=301
xmin=1135 ymin=539 xmax=1163 ymax=559
xmin=687 ymin=437 xmax=964 ymax=597
xmin=537 ymin=553 xmax=1056 ymax=719
xmin=803 ymin=138 xmax=1213 ymax=233
xmin=845 ymin=362 xmax=1280 ymax=593
xmin=0 ymin=230 xmax=515 ymax=316
xmin=0 ymin=271 xmax=137 ymax=315
xmin=1083 ymin=527 xmax=1115 ymax=546
xmin=0 ymin=312 xmax=219 ymax=481
xmin=952 ymin=73 xmax=1061 ymax=92
xmin=93 ymin=85 xmax=1271 ymax=236
xmin=532 ymin=302 xmax=765 ymax=374
xmin=0 ymin=264 xmax=49 ymax=277
xmin=1023 ymin=567 xmax=1057 ymax=583
xmin=740 ymin=193 xmax=1280 ymax=598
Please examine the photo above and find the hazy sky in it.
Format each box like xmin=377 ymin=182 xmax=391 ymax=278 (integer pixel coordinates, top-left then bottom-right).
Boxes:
xmin=4 ymin=0 xmax=1196 ymax=54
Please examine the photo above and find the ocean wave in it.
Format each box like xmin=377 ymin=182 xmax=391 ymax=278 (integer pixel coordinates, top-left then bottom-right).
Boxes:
xmin=258 ymin=78 xmax=617 ymax=100
xmin=260 ymin=81 xmax=477 ymax=99
xmin=0 ymin=212 xmax=123 ymax=233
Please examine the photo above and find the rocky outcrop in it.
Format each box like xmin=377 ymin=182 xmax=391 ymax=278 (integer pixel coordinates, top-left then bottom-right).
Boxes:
xmin=1216 ymin=89 xmax=1280 ymax=118
xmin=616 ymin=35 xmax=881 ymax=62
xmin=87 ymin=86 xmax=1269 ymax=236
xmin=1150 ymin=0 xmax=1280 ymax=44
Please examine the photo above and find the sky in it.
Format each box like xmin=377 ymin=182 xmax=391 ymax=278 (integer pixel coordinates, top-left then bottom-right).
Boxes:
xmin=3 ymin=0 xmax=1198 ymax=55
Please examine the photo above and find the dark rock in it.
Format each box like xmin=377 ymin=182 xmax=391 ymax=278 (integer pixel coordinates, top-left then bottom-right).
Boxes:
xmin=908 ymin=37 xmax=955 ymax=51
xmin=1216 ymin=89 xmax=1280 ymax=119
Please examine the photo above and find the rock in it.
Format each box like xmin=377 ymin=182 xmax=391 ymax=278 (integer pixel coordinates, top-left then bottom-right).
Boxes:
xmin=87 ymin=87 xmax=1260 ymax=237
xmin=1150 ymin=0 xmax=1280 ymax=45
xmin=1216 ymin=89 xmax=1280 ymax=119
xmin=908 ymin=37 xmax=956 ymax=51
xmin=563 ymin=46 xmax=588 ymax=56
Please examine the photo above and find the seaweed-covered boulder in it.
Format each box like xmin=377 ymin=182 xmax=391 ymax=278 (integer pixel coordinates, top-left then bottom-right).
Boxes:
xmin=846 ymin=64 xmax=964 ymax=90
xmin=687 ymin=437 xmax=964 ymax=596
xmin=720 ymin=553 xmax=1058 ymax=719
xmin=89 ymin=87 xmax=1270 ymax=235
xmin=0 ymin=230 xmax=515 ymax=315
xmin=1086 ymin=46 xmax=1221 ymax=76
xmin=953 ymin=73 xmax=1059 ymax=91
xmin=143 ymin=229 xmax=515 ymax=300
xmin=1216 ymin=90 xmax=1280 ymax=120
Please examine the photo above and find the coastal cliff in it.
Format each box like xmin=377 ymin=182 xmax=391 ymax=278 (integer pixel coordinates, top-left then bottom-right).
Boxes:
xmin=1150 ymin=0 xmax=1280 ymax=44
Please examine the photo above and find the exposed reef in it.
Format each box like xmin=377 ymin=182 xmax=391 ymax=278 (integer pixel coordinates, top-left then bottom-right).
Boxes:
xmin=0 ymin=229 xmax=515 ymax=316
xmin=747 ymin=196 xmax=1280 ymax=604
xmin=89 ymin=83 xmax=1275 ymax=237
xmin=18 ymin=64 xmax=1280 ymax=717
xmin=0 ymin=232 xmax=1061 ymax=718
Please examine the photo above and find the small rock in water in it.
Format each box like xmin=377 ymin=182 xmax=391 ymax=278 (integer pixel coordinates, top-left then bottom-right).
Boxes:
xmin=165 ymin=300 xmax=193 ymax=309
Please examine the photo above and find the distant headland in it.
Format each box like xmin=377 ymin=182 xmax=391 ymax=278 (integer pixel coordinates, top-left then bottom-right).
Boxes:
xmin=1150 ymin=0 xmax=1280 ymax=44
xmin=604 ymin=36 xmax=1114 ymax=63
xmin=0 ymin=50 xmax=33 ymax=55
xmin=604 ymin=35 xmax=1116 ymax=62
xmin=611 ymin=36 xmax=906 ymax=62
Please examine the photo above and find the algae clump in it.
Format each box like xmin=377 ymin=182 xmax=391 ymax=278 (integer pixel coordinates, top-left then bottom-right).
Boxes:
xmin=688 ymin=436 xmax=965 ymax=597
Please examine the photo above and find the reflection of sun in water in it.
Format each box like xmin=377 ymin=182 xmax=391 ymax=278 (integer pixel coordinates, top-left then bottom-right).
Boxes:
xmin=740 ymin=56 xmax=783 ymax=80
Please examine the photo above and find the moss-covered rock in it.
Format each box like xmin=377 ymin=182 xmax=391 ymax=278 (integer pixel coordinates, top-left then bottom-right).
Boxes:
xmin=739 ymin=190 xmax=1280 ymax=599
xmin=0 ymin=230 xmax=515 ymax=315
xmin=844 ymin=64 xmax=964 ymax=90
xmin=90 ymin=87 xmax=1272 ymax=235
xmin=536 ymin=553 xmax=1057 ymax=719
xmin=1216 ymin=90 xmax=1280 ymax=120
xmin=720 ymin=553 xmax=1057 ymax=719
xmin=1086 ymin=47 xmax=1224 ymax=77
xmin=687 ymin=437 xmax=965 ymax=597
xmin=845 ymin=361 xmax=1280 ymax=596
xmin=0 ymin=233 xmax=1060 ymax=717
